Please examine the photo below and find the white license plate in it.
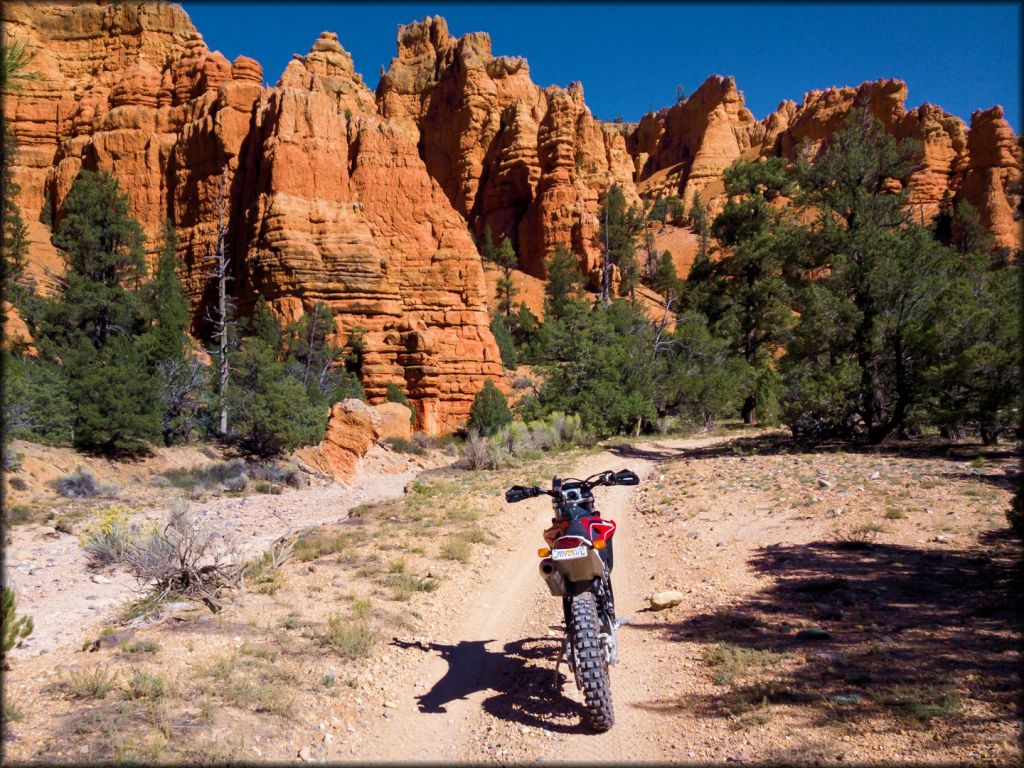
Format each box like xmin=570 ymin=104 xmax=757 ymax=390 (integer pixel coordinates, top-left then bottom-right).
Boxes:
xmin=551 ymin=545 xmax=588 ymax=561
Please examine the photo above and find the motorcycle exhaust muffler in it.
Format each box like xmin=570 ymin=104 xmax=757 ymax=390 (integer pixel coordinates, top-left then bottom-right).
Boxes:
xmin=539 ymin=558 xmax=568 ymax=596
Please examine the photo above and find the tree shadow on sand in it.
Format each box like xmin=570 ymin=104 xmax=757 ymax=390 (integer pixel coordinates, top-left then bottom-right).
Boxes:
xmin=631 ymin=528 xmax=1021 ymax=733
xmin=392 ymin=636 xmax=590 ymax=733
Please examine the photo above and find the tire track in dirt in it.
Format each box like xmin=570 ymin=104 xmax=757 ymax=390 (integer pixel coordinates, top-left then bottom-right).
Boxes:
xmin=351 ymin=435 xmax=732 ymax=762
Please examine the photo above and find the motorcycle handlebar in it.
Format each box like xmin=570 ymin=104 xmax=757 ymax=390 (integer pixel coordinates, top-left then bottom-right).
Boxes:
xmin=504 ymin=468 xmax=639 ymax=502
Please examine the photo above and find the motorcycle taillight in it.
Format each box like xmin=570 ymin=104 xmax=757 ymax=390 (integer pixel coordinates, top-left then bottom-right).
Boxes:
xmin=553 ymin=535 xmax=588 ymax=549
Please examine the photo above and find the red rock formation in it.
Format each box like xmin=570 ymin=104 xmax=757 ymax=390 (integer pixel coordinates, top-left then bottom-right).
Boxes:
xmin=629 ymin=75 xmax=760 ymax=209
xmin=630 ymin=77 xmax=1021 ymax=256
xmin=296 ymin=399 xmax=382 ymax=479
xmin=377 ymin=17 xmax=637 ymax=277
xmin=959 ymin=106 xmax=1022 ymax=252
xmin=3 ymin=3 xmax=502 ymax=434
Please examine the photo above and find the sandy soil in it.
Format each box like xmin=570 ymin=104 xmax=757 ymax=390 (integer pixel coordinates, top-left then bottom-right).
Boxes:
xmin=3 ymin=444 xmax=435 ymax=659
xmin=2 ymin=431 xmax=1018 ymax=764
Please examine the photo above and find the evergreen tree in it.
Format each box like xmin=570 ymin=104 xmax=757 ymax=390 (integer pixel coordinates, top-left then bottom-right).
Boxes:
xmin=950 ymin=199 xmax=992 ymax=257
xmin=66 ymin=337 xmax=162 ymax=454
xmin=3 ymin=351 xmax=74 ymax=444
xmin=228 ymin=333 xmax=326 ymax=458
xmin=45 ymin=170 xmax=148 ymax=348
xmin=596 ymin=184 xmax=644 ymax=301
xmin=142 ymin=220 xmax=190 ymax=364
xmin=652 ymin=250 xmax=683 ymax=303
xmin=35 ymin=170 xmax=160 ymax=455
xmin=490 ymin=312 xmax=518 ymax=370
xmin=784 ymin=110 xmax=955 ymax=442
xmin=482 ymin=229 xmax=518 ymax=317
xmin=511 ymin=301 xmax=540 ymax=353
xmin=706 ymin=157 xmax=797 ymax=424
xmin=279 ymin=302 xmax=362 ymax=404
xmin=544 ymin=243 xmax=583 ymax=320
xmin=689 ymin=191 xmax=711 ymax=264
xmin=246 ymin=296 xmax=282 ymax=351
xmin=467 ymin=379 xmax=512 ymax=436
xmin=666 ymin=195 xmax=685 ymax=221
xmin=923 ymin=258 xmax=1020 ymax=444
xmin=1 ymin=119 xmax=29 ymax=305
xmin=648 ymin=196 xmax=667 ymax=223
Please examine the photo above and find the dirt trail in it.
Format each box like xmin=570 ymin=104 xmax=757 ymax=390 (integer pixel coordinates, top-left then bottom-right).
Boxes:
xmin=348 ymin=434 xmax=729 ymax=762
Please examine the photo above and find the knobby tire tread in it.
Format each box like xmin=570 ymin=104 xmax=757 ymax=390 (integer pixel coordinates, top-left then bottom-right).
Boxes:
xmin=570 ymin=591 xmax=614 ymax=732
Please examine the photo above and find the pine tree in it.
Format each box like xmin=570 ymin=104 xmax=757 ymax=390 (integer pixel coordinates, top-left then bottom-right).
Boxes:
xmin=652 ymin=250 xmax=682 ymax=302
xmin=784 ymin=110 xmax=956 ymax=442
xmin=36 ymin=170 xmax=160 ymax=455
xmin=648 ymin=197 xmax=667 ymax=223
xmin=690 ymin=191 xmax=711 ymax=264
xmin=597 ymin=184 xmax=645 ymax=301
xmin=490 ymin=313 xmax=518 ymax=370
xmin=142 ymin=220 xmax=190 ymax=364
xmin=228 ymin=333 xmax=326 ymax=458
xmin=544 ymin=243 xmax=583 ymax=320
xmin=1 ymin=119 xmax=29 ymax=305
xmin=707 ymin=156 xmax=796 ymax=424
xmin=497 ymin=238 xmax=518 ymax=317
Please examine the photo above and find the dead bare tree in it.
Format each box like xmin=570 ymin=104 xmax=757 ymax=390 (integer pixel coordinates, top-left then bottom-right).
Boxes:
xmin=206 ymin=169 xmax=234 ymax=437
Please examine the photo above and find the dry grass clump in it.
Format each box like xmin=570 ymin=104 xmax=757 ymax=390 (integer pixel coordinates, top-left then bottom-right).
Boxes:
xmin=125 ymin=672 xmax=167 ymax=700
xmin=440 ymin=536 xmax=472 ymax=563
xmin=60 ymin=666 xmax=119 ymax=700
xmin=325 ymin=615 xmax=378 ymax=659
xmin=459 ymin=412 xmax=585 ymax=470
xmin=878 ymin=685 xmax=962 ymax=723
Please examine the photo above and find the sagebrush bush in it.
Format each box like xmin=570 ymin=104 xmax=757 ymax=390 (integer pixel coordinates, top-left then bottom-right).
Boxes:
xmin=382 ymin=437 xmax=426 ymax=456
xmin=55 ymin=466 xmax=117 ymax=499
xmin=223 ymin=474 xmax=248 ymax=492
xmin=61 ymin=666 xmax=118 ymax=699
xmin=79 ymin=505 xmax=143 ymax=569
xmin=126 ymin=671 xmax=167 ymax=699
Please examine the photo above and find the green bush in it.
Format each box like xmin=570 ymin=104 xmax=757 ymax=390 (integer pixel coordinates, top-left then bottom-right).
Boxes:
xmin=2 ymin=587 xmax=33 ymax=656
xmin=467 ymin=380 xmax=512 ymax=437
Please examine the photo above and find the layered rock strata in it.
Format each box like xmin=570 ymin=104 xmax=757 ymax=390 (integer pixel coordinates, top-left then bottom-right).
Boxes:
xmin=3 ymin=3 xmax=502 ymax=433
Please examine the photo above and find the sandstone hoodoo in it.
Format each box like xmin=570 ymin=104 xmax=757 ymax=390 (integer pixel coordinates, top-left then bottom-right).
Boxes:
xmin=3 ymin=2 xmax=1020 ymax=434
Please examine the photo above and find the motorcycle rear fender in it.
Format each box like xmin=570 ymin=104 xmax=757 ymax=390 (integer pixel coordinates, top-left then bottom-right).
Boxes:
xmin=553 ymin=547 xmax=605 ymax=583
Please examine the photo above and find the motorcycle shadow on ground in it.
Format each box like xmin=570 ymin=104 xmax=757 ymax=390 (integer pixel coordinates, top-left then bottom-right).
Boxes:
xmin=391 ymin=636 xmax=591 ymax=733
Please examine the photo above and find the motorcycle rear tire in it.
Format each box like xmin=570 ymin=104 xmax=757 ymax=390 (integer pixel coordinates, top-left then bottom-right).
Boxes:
xmin=570 ymin=591 xmax=615 ymax=732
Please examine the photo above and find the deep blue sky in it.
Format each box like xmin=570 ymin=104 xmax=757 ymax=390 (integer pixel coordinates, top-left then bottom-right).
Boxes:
xmin=182 ymin=2 xmax=1021 ymax=132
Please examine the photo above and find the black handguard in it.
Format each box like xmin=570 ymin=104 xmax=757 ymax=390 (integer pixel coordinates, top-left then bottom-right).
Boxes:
xmin=505 ymin=485 xmax=537 ymax=503
xmin=612 ymin=469 xmax=640 ymax=486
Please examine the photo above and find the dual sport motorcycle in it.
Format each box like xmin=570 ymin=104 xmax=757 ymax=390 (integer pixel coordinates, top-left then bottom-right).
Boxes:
xmin=505 ymin=468 xmax=639 ymax=732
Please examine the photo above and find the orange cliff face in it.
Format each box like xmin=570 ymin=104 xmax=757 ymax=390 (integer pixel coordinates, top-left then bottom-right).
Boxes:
xmin=376 ymin=16 xmax=638 ymax=278
xmin=3 ymin=3 xmax=502 ymax=434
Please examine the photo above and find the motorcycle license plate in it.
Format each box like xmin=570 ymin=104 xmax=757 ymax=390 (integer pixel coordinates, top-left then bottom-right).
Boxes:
xmin=551 ymin=545 xmax=588 ymax=561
